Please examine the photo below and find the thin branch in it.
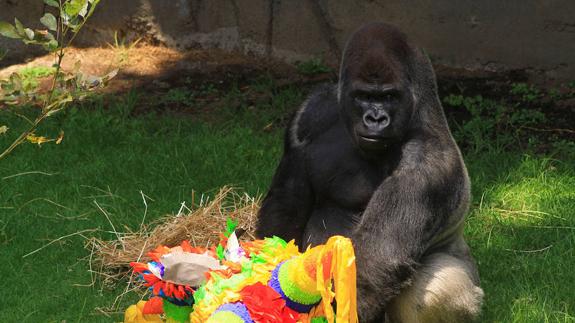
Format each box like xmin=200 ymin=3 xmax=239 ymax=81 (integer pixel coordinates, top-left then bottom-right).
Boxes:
xmin=0 ymin=98 xmax=64 ymax=159
xmin=10 ymin=111 xmax=34 ymax=125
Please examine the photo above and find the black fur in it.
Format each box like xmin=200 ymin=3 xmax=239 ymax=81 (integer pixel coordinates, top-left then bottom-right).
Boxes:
xmin=256 ymin=22 xmax=475 ymax=322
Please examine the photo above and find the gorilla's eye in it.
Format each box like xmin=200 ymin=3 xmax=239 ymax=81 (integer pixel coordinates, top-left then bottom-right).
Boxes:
xmin=354 ymin=90 xmax=399 ymax=104
xmin=354 ymin=92 xmax=373 ymax=102
xmin=383 ymin=90 xmax=401 ymax=101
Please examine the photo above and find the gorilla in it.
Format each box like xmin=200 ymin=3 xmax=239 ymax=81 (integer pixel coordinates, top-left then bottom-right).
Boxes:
xmin=256 ymin=23 xmax=483 ymax=322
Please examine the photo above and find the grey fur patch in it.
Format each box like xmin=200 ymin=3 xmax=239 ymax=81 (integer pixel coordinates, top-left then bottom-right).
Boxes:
xmin=387 ymin=253 xmax=484 ymax=323
xmin=289 ymin=97 xmax=311 ymax=147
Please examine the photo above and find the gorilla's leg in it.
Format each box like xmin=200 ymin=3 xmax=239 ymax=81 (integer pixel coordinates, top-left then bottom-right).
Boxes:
xmin=386 ymin=253 xmax=484 ymax=323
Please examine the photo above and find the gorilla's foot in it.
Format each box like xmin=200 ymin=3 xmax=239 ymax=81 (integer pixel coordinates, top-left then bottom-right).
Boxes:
xmin=386 ymin=253 xmax=484 ymax=323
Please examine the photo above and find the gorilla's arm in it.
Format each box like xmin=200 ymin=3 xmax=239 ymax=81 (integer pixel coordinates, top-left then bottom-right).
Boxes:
xmin=255 ymin=145 xmax=314 ymax=245
xmin=256 ymin=85 xmax=337 ymax=244
xmin=353 ymin=139 xmax=466 ymax=321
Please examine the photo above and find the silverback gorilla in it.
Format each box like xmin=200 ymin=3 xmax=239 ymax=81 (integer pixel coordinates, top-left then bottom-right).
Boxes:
xmin=256 ymin=23 xmax=484 ymax=322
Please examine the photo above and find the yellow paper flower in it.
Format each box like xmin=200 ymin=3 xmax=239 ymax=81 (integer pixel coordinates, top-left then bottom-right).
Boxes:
xmin=124 ymin=301 xmax=163 ymax=323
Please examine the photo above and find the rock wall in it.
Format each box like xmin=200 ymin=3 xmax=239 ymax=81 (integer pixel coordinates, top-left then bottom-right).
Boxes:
xmin=1 ymin=0 xmax=574 ymax=80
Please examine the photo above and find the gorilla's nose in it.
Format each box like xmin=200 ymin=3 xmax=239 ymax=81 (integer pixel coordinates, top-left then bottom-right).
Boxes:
xmin=363 ymin=109 xmax=390 ymax=130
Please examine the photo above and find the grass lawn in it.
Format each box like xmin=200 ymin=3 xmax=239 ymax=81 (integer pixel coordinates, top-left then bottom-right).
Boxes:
xmin=0 ymin=74 xmax=574 ymax=322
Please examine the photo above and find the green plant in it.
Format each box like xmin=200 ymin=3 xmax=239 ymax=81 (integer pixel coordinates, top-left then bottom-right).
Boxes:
xmin=443 ymin=92 xmax=551 ymax=154
xmin=296 ymin=58 xmax=333 ymax=76
xmin=18 ymin=66 xmax=56 ymax=89
xmin=508 ymin=108 xmax=546 ymax=126
xmin=108 ymin=30 xmax=142 ymax=50
xmin=563 ymin=81 xmax=575 ymax=98
xmin=548 ymin=88 xmax=562 ymax=100
xmin=107 ymin=30 xmax=142 ymax=66
xmin=510 ymin=82 xmax=541 ymax=103
xmin=443 ymin=94 xmax=507 ymax=152
xmin=161 ymin=87 xmax=194 ymax=106
xmin=197 ymin=83 xmax=218 ymax=96
xmin=0 ymin=0 xmax=113 ymax=160
xmin=551 ymin=139 xmax=575 ymax=159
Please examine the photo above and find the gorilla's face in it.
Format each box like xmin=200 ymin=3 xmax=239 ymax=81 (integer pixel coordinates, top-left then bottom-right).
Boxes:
xmin=338 ymin=29 xmax=417 ymax=153
xmin=340 ymin=73 xmax=414 ymax=152
xmin=348 ymin=79 xmax=413 ymax=151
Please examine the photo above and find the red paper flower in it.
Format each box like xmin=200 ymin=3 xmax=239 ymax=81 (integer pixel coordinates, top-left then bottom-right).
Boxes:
xmin=142 ymin=297 xmax=164 ymax=315
xmin=240 ymin=282 xmax=299 ymax=323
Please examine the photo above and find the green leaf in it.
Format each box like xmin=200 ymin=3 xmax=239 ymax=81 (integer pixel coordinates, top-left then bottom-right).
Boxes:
xmin=216 ymin=244 xmax=224 ymax=260
xmin=14 ymin=18 xmax=25 ymax=36
xmin=0 ymin=21 xmax=20 ymax=39
xmin=44 ymin=0 xmax=60 ymax=7
xmin=225 ymin=218 xmax=238 ymax=237
xmin=45 ymin=39 xmax=59 ymax=51
xmin=78 ymin=2 xmax=89 ymax=17
xmin=63 ymin=0 xmax=87 ymax=17
xmin=40 ymin=13 xmax=58 ymax=31
xmin=24 ymin=28 xmax=35 ymax=40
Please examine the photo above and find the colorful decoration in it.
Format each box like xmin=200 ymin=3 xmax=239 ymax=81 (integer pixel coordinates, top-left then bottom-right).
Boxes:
xmin=207 ymin=303 xmax=254 ymax=323
xmin=124 ymin=300 xmax=163 ymax=323
xmin=124 ymin=222 xmax=358 ymax=323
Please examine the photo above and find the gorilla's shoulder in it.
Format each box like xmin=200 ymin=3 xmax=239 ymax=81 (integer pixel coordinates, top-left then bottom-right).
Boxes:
xmin=287 ymin=84 xmax=339 ymax=149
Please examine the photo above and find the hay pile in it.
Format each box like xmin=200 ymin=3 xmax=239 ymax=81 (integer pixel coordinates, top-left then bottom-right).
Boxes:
xmin=87 ymin=187 xmax=260 ymax=286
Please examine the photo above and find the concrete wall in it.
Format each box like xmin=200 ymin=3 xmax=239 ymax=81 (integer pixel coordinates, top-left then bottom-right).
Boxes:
xmin=1 ymin=0 xmax=574 ymax=80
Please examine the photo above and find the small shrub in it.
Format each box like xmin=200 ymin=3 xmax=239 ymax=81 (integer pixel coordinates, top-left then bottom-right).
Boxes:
xmin=551 ymin=139 xmax=575 ymax=159
xmin=0 ymin=0 xmax=111 ymax=160
xmin=510 ymin=82 xmax=541 ymax=103
xmin=162 ymin=88 xmax=194 ymax=106
xmin=507 ymin=108 xmax=546 ymax=126
xmin=296 ymin=58 xmax=333 ymax=76
xmin=443 ymin=92 xmax=550 ymax=153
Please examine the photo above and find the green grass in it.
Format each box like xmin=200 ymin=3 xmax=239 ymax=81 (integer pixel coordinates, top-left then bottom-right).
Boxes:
xmin=465 ymin=154 xmax=575 ymax=322
xmin=0 ymin=80 xmax=574 ymax=322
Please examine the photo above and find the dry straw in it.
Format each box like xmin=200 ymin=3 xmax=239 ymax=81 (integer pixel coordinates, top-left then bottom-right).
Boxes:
xmin=87 ymin=186 xmax=260 ymax=286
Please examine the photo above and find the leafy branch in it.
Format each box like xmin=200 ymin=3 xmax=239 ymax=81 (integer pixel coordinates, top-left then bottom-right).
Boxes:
xmin=0 ymin=0 xmax=116 ymax=160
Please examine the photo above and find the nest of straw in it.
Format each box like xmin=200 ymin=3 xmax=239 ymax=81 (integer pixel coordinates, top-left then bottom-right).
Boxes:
xmin=87 ymin=187 xmax=260 ymax=286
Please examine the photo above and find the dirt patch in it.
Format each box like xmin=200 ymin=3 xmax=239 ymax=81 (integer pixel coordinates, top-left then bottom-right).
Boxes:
xmin=0 ymin=45 xmax=294 ymax=92
xmin=0 ymin=44 xmax=333 ymax=115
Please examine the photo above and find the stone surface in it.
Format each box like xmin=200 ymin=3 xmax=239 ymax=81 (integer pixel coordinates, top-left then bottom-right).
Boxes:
xmin=1 ymin=0 xmax=574 ymax=80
